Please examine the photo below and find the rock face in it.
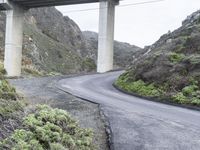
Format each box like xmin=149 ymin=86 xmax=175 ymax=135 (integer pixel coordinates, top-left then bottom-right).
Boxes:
xmin=0 ymin=7 xmax=141 ymax=75
xmin=23 ymin=7 xmax=98 ymax=74
xmin=83 ymin=31 xmax=142 ymax=68
xmin=26 ymin=8 xmax=89 ymax=58
xmin=117 ymin=10 xmax=200 ymax=106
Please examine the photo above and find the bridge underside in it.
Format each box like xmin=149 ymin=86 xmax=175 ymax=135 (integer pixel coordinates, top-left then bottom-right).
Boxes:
xmin=10 ymin=0 xmax=100 ymax=8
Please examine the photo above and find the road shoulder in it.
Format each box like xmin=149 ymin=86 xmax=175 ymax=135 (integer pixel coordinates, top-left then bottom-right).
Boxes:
xmin=10 ymin=76 xmax=109 ymax=150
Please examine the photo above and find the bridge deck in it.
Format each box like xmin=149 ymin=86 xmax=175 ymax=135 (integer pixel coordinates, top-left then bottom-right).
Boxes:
xmin=10 ymin=0 xmax=101 ymax=8
xmin=0 ymin=0 xmax=119 ymax=10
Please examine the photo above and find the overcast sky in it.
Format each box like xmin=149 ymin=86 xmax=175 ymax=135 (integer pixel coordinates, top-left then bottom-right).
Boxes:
xmin=56 ymin=0 xmax=200 ymax=48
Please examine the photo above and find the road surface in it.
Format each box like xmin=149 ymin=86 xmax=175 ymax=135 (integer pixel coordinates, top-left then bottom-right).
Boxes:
xmin=58 ymin=71 xmax=200 ymax=150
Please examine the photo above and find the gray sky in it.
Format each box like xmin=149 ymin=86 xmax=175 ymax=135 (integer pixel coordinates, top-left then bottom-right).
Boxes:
xmin=56 ymin=0 xmax=200 ymax=48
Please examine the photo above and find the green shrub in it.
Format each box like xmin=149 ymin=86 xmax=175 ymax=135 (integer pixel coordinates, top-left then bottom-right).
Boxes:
xmin=191 ymin=97 xmax=200 ymax=105
xmin=0 ymin=64 xmax=25 ymax=117
xmin=115 ymin=76 xmax=163 ymax=97
xmin=169 ymin=52 xmax=185 ymax=63
xmin=182 ymin=85 xmax=198 ymax=96
xmin=0 ymin=105 xmax=94 ymax=150
xmin=172 ymin=92 xmax=187 ymax=104
xmin=0 ymin=99 xmax=25 ymax=117
xmin=185 ymin=54 xmax=200 ymax=65
xmin=0 ymin=80 xmax=18 ymax=100
xmin=50 ymin=143 xmax=66 ymax=150
xmin=0 ymin=63 xmax=6 ymax=77
xmin=171 ymin=82 xmax=200 ymax=106
xmin=0 ymin=79 xmax=25 ymax=117
xmin=116 ymin=72 xmax=200 ymax=106
xmin=189 ymin=77 xmax=198 ymax=85
xmin=127 ymin=80 xmax=161 ymax=97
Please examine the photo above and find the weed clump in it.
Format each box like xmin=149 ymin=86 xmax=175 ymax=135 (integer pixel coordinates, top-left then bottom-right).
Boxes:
xmin=172 ymin=81 xmax=200 ymax=106
xmin=169 ymin=52 xmax=185 ymax=63
xmin=172 ymin=92 xmax=187 ymax=104
xmin=0 ymin=105 xmax=94 ymax=150
xmin=115 ymin=73 xmax=163 ymax=97
xmin=0 ymin=63 xmax=25 ymax=117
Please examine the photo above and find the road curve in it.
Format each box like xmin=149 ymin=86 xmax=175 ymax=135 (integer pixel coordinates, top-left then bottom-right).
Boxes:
xmin=58 ymin=71 xmax=200 ymax=150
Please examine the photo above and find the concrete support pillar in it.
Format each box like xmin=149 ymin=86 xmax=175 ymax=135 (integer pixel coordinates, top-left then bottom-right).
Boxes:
xmin=4 ymin=4 xmax=24 ymax=77
xmin=97 ymin=0 xmax=117 ymax=73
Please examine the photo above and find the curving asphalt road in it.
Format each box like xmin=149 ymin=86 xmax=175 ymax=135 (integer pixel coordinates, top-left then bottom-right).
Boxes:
xmin=58 ymin=71 xmax=200 ymax=150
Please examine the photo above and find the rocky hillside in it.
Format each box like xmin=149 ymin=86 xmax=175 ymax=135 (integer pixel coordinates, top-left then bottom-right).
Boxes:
xmin=0 ymin=7 xmax=90 ymax=75
xmin=83 ymin=31 xmax=142 ymax=68
xmin=0 ymin=7 xmax=140 ymax=76
xmin=115 ymin=10 xmax=200 ymax=107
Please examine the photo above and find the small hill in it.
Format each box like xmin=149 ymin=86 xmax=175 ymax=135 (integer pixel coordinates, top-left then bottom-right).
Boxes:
xmin=115 ymin=10 xmax=200 ymax=106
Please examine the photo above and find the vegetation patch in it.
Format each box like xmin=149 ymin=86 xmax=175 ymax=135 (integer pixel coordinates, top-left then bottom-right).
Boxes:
xmin=0 ymin=105 xmax=94 ymax=150
xmin=0 ymin=98 xmax=25 ymax=118
xmin=172 ymin=92 xmax=188 ymax=104
xmin=172 ymin=82 xmax=200 ymax=106
xmin=115 ymin=73 xmax=163 ymax=97
xmin=116 ymin=72 xmax=200 ymax=107
xmin=0 ymin=63 xmax=25 ymax=118
xmin=185 ymin=54 xmax=200 ymax=64
xmin=0 ymin=62 xmax=95 ymax=149
xmin=168 ymin=52 xmax=185 ymax=63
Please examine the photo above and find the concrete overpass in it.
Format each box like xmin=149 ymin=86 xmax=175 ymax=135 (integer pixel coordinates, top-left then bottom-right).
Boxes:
xmin=0 ymin=0 xmax=119 ymax=76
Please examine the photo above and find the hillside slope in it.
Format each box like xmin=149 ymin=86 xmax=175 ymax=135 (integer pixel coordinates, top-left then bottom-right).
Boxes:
xmin=0 ymin=7 xmax=90 ymax=75
xmin=115 ymin=10 xmax=200 ymax=106
xmin=0 ymin=7 xmax=140 ymax=76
